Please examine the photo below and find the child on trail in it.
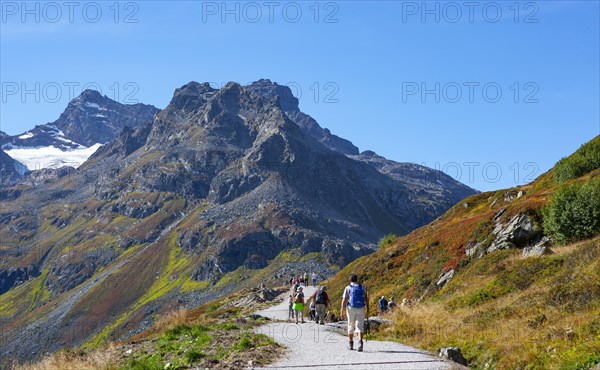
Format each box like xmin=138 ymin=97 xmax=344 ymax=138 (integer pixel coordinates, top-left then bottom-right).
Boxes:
xmin=293 ymin=287 xmax=305 ymax=324
xmin=288 ymin=294 xmax=294 ymax=319
xmin=310 ymin=299 xmax=316 ymax=321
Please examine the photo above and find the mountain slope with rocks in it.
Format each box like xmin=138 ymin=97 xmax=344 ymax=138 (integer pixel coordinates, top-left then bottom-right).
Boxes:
xmin=0 ymin=80 xmax=475 ymax=365
xmin=0 ymin=149 xmax=23 ymax=184
xmin=324 ymin=135 xmax=600 ymax=369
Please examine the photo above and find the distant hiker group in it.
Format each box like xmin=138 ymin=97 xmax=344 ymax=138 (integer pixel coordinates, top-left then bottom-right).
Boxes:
xmin=285 ymin=272 xmax=406 ymax=353
xmin=377 ymin=295 xmax=397 ymax=314
xmin=288 ymin=285 xmax=330 ymax=325
xmin=288 ymin=272 xmax=318 ymax=287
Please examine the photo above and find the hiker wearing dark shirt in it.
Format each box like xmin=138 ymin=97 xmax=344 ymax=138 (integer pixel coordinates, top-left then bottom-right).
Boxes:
xmin=312 ymin=285 xmax=330 ymax=325
xmin=378 ymin=295 xmax=388 ymax=314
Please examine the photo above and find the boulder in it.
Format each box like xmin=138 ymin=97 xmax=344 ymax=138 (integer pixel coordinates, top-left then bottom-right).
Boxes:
xmin=522 ymin=236 xmax=553 ymax=258
xmin=439 ymin=347 xmax=468 ymax=366
xmin=436 ymin=269 xmax=455 ymax=288
xmin=465 ymin=241 xmax=485 ymax=258
xmin=366 ymin=317 xmax=393 ymax=331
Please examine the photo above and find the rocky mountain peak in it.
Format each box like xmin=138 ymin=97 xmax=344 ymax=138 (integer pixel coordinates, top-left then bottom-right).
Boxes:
xmin=245 ymin=79 xmax=359 ymax=155
xmin=54 ymin=90 xmax=159 ymax=146
xmin=247 ymin=79 xmax=300 ymax=113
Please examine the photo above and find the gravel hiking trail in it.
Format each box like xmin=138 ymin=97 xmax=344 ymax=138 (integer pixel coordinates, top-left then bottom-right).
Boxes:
xmin=253 ymin=286 xmax=455 ymax=370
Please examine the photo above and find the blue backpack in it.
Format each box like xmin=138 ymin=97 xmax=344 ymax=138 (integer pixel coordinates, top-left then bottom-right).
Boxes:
xmin=348 ymin=284 xmax=365 ymax=308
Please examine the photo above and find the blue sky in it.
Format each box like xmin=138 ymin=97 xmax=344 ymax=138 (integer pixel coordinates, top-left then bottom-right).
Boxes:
xmin=1 ymin=1 xmax=598 ymax=191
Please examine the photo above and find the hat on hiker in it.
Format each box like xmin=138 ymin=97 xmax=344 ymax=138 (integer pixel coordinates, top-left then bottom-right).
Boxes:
xmin=320 ymin=286 xmax=326 ymax=291
xmin=298 ymin=287 xmax=303 ymax=291
xmin=381 ymin=295 xmax=385 ymax=299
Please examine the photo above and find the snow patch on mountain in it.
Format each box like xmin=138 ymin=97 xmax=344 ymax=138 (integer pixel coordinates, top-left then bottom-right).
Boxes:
xmin=5 ymin=144 xmax=102 ymax=174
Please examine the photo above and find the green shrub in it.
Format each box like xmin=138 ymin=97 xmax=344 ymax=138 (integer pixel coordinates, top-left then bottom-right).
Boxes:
xmin=184 ymin=350 xmax=205 ymax=363
xmin=554 ymin=137 xmax=600 ymax=182
xmin=379 ymin=233 xmax=398 ymax=249
xmin=122 ymin=354 xmax=164 ymax=370
xmin=542 ymin=177 xmax=600 ymax=244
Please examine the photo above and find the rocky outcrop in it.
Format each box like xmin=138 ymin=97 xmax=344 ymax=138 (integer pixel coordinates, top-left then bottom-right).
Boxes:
xmin=487 ymin=213 xmax=541 ymax=254
xmin=0 ymin=265 xmax=40 ymax=295
xmin=46 ymin=248 xmax=117 ymax=295
xmin=522 ymin=236 xmax=553 ymax=258
xmin=466 ymin=211 xmax=544 ymax=259
xmin=436 ymin=269 xmax=455 ymax=288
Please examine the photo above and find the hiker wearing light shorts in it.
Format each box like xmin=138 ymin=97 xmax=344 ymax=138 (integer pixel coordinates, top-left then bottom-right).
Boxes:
xmin=340 ymin=274 xmax=369 ymax=352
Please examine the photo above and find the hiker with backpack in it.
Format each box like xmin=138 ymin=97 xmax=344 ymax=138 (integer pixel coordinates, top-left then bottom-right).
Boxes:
xmin=340 ymin=274 xmax=369 ymax=352
xmin=312 ymin=285 xmax=330 ymax=325
xmin=293 ymin=286 xmax=305 ymax=324
xmin=378 ymin=295 xmax=388 ymax=314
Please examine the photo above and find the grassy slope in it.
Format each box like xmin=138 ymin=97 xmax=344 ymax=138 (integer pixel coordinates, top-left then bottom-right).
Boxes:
xmin=17 ymin=287 xmax=287 ymax=370
xmin=323 ymin=137 xmax=600 ymax=369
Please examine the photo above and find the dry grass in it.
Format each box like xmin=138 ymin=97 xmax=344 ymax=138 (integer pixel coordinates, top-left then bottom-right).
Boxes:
xmin=141 ymin=306 xmax=191 ymax=337
xmin=17 ymin=344 xmax=119 ymax=370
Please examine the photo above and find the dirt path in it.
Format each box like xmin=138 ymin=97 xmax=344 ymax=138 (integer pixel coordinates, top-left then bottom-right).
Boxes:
xmin=253 ymin=286 xmax=454 ymax=370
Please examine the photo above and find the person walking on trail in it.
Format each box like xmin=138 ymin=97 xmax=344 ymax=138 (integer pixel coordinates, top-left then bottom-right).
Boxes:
xmin=311 ymin=272 xmax=318 ymax=286
xmin=378 ymin=295 xmax=388 ymax=314
xmin=303 ymin=272 xmax=309 ymax=287
xmin=313 ymin=285 xmax=330 ymax=325
xmin=293 ymin=286 xmax=305 ymax=324
xmin=309 ymin=299 xmax=316 ymax=321
xmin=340 ymin=274 xmax=369 ymax=352
xmin=388 ymin=297 xmax=397 ymax=311
xmin=288 ymin=294 xmax=294 ymax=319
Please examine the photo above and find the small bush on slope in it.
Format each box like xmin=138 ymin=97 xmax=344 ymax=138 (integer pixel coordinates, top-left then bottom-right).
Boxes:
xmin=542 ymin=177 xmax=600 ymax=244
xmin=554 ymin=136 xmax=600 ymax=182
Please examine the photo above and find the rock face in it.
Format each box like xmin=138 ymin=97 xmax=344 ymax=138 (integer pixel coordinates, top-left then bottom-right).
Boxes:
xmin=0 ymin=149 xmax=22 ymax=184
xmin=0 ymin=90 xmax=159 ymax=150
xmin=85 ymin=81 xmax=477 ymax=275
xmin=351 ymin=150 xmax=477 ymax=214
xmin=246 ymin=79 xmax=359 ymax=155
xmin=0 ymin=266 xmax=40 ymax=295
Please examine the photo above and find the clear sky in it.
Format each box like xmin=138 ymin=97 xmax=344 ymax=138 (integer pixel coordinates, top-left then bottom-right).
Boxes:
xmin=1 ymin=1 xmax=598 ymax=191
